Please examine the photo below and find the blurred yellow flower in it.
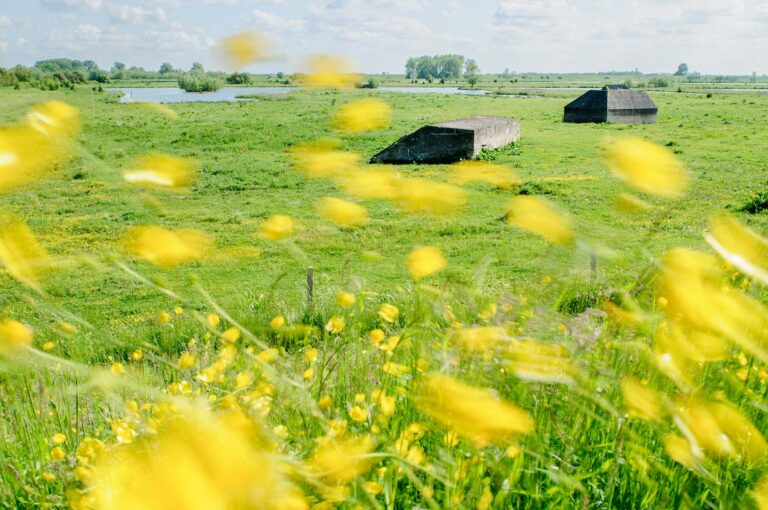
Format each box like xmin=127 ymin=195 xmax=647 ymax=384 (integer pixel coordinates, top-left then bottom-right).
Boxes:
xmin=235 ymin=372 xmax=254 ymax=390
xmin=221 ymin=327 xmax=241 ymax=343
xmin=41 ymin=471 xmax=56 ymax=482
xmin=51 ymin=447 xmax=66 ymax=461
xmin=505 ymin=196 xmax=574 ymax=245
xmin=125 ymin=226 xmax=211 ymax=267
xmin=52 ymin=433 xmax=67 ymax=445
xmin=0 ymin=127 xmax=63 ymax=192
xmin=680 ymin=399 xmax=768 ymax=463
xmin=217 ymin=31 xmax=272 ymax=69
xmin=452 ymin=326 xmax=507 ymax=353
xmin=289 ymin=141 xmax=361 ymax=179
xmin=369 ymin=328 xmax=385 ymax=346
xmin=86 ymin=407 xmax=307 ymax=510
xmin=395 ymin=178 xmax=467 ymax=215
xmin=307 ymin=435 xmax=374 ymax=485
xmin=316 ymin=197 xmax=368 ymax=228
xmin=363 ymin=481 xmax=383 ymax=495
xmin=0 ymin=318 xmax=32 ymax=352
xmin=110 ymin=363 xmax=125 ymax=376
xmin=141 ymin=102 xmax=179 ymax=120
xmin=318 ymin=395 xmax=333 ymax=410
xmin=302 ymin=54 xmax=361 ymax=88
xmin=505 ymin=339 xmax=573 ymax=384
xmin=614 ymin=192 xmax=651 ymax=214
xmin=179 ymin=352 xmax=196 ymax=370
xmin=304 ymin=347 xmax=319 ymax=363
xmin=337 ymin=168 xmax=401 ymax=200
xmin=450 ymin=161 xmax=521 ymax=190
xmin=122 ymin=154 xmax=196 ymax=189
xmin=157 ymin=311 xmax=172 ymax=324
xmin=0 ymin=218 xmax=49 ymax=288
xmin=657 ymin=248 xmax=768 ymax=363
xmin=406 ymin=246 xmax=447 ymax=280
xmin=260 ymin=215 xmax=294 ymax=241
xmin=207 ymin=313 xmax=221 ymax=328
xmin=349 ymin=405 xmax=368 ymax=423
xmin=706 ymin=214 xmax=768 ymax=285
xmin=336 ymin=291 xmax=356 ymax=308
xmin=270 ymin=315 xmax=285 ymax=329
xmin=303 ymin=366 xmax=315 ymax=381
xmin=752 ymin=475 xmax=768 ymax=510
xmin=605 ymin=137 xmax=688 ymax=198
xmin=26 ymin=100 xmax=80 ymax=138
xmin=42 ymin=341 xmax=54 ymax=351
xmin=621 ymin=377 xmax=663 ymax=422
xmin=378 ymin=303 xmax=399 ymax=323
xmin=416 ymin=374 xmax=534 ymax=446
xmin=130 ymin=349 xmax=143 ymax=361
xmin=325 ymin=316 xmax=345 ymax=334
xmin=332 ymin=99 xmax=392 ymax=134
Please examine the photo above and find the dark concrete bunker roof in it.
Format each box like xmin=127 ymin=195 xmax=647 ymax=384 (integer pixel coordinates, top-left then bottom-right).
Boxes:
xmin=565 ymin=88 xmax=657 ymax=113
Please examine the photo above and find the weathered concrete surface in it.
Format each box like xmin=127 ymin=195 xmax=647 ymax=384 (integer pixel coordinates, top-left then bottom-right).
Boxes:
xmin=370 ymin=116 xmax=521 ymax=164
xmin=564 ymin=88 xmax=657 ymax=124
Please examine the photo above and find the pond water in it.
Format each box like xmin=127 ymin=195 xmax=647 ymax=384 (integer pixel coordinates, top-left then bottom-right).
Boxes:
xmin=109 ymin=87 xmax=295 ymax=103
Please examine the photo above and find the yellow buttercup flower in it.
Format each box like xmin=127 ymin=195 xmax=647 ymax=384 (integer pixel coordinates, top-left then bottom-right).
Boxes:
xmin=317 ymin=197 xmax=368 ymax=228
xmin=217 ymin=31 xmax=273 ymax=69
xmin=505 ymin=196 xmax=574 ymax=245
xmin=0 ymin=218 xmax=49 ymax=288
xmin=0 ymin=318 xmax=33 ymax=352
xmin=505 ymin=339 xmax=573 ymax=384
xmin=349 ymin=405 xmax=368 ymax=423
xmin=207 ymin=313 xmax=221 ymax=328
xmin=452 ymin=326 xmax=507 ymax=352
xmin=337 ymin=168 xmax=401 ymax=200
xmin=332 ymin=99 xmax=392 ymax=134
xmin=395 ymin=178 xmax=467 ymax=215
xmin=122 ymin=154 xmax=196 ymax=189
xmin=125 ymin=226 xmax=211 ymax=267
xmin=221 ymin=327 xmax=241 ymax=343
xmin=178 ymin=352 xmax=196 ymax=370
xmin=336 ymin=291 xmax=356 ymax=308
xmin=706 ymin=214 xmax=768 ymax=285
xmin=52 ymin=433 xmax=67 ymax=445
xmin=288 ymin=141 xmax=361 ymax=179
xmin=325 ymin=316 xmax=345 ymax=334
xmin=614 ymin=192 xmax=651 ymax=214
xmin=306 ymin=435 xmax=374 ymax=485
xmin=302 ymin=54 xmax=361 ymax=88
xmin=416 ymin=374 xmax=534 ymax=446
xmin=51 ymin=447 xmax=66 ymax=461
xmin=270 ymin=315 xmax=285 ymax=329
xmin=86 ymin=406 xmax=307 ymax=510
xmin=406 ymin=246 xmax=447 ymax=280
xmin=26 ymin=100 xmax=81 ymax=138
xmin=450 ymin=161 xmax=521 ymax=190
xmin=378 ymin=304 xmax=399 ymax=323
xmin=605 ymin=137 xmax=688 ymax=198
xmin=621 ymin=377 xmax=663 ymax=422
xmin=260 ymin=215 xmax=294 ymax=241
xmin=318 ymin=395 xmax=333 ymax=410
xmin=110 ymin=363 xmax=125 ymax=376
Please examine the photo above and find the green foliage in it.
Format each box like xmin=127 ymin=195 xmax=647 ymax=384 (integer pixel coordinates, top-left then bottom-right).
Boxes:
xmin=405 ymin=54 xmax=466 ymax=80
xmin=178 ymin=73 xmax=224 ymax=92
xmin=738 ymin=191 xmax=768 ymax=214
xmin=226 ymin=72 xmax=252 ymax=85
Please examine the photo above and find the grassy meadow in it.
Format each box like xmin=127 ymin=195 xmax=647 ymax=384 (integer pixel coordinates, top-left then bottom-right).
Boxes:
xmin=3 ymin=80 xmax=768 ymax=509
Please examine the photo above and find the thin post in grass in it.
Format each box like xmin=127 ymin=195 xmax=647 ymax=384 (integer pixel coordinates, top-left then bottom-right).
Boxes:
xmin=590 ymin=252 xmax=597 ymax=280
xmin=306 ymin=267 xmax=314 ymax=306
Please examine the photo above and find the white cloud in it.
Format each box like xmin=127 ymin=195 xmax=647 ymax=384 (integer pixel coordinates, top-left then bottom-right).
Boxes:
xmin=0 ymin=16 xmax=10 ymax=26
xmin=108 ymin=3 xmax=167 ymax=24
xmin=39 ymin=0 xmax=102 ymax=11
xmin=492 ymin=0 xmax=580 ymax=37
xmin=251 ymin=9 xmax=304 ymax=31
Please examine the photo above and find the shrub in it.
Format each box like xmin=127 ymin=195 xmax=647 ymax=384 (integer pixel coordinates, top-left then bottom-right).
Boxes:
xmin=178 ymin=73 xmax=223 ymax=92
xmin=738 ymin=191 xmax=768 ymax=214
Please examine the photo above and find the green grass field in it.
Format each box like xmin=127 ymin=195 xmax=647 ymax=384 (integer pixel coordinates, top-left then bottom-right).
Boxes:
xmin=3 ymin=82 xmax=768 ymax=509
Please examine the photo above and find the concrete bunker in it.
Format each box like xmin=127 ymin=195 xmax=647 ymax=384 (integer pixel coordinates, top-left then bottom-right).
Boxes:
xmin=564 ymin=87 xmax=657 ymax=124
xmin=370 ymin=116 xmax=521 ymax=164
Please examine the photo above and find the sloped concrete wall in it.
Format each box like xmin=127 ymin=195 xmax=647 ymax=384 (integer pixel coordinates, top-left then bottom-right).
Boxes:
xmin=370 ymin=116 xmax=520 ymax=164
xmin=606 ymin=111 xmax=658 ymax=124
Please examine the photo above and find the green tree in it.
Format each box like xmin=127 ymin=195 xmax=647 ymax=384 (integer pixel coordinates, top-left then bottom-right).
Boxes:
xmin=190 ymin=62 xmax=205 ymax=74
xmin=464 ymin=59 xmax=480 ymax=87
xmin=674 ymin=63 xmax=688 ymax=76
xmin=159 ymin=62 xmax=174 ymax=74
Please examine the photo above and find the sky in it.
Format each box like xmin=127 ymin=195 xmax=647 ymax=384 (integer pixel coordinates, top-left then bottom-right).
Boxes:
xmin=1 ymin=0 xmax=767 ymax=75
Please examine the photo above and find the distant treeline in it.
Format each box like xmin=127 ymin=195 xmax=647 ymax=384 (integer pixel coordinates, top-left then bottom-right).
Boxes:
xmin=0 ymin=58 xmax=292 ymax=91
xmin=405 ymin=55 xmax=466 ymax=80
